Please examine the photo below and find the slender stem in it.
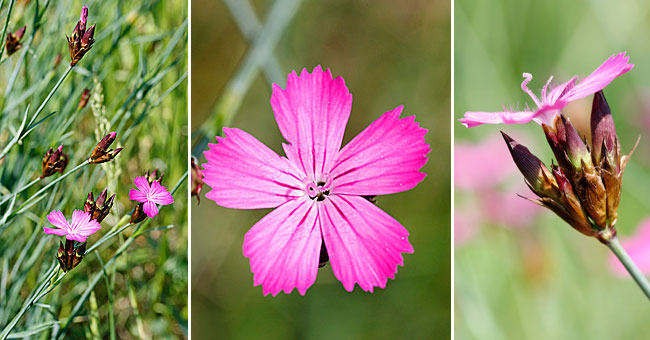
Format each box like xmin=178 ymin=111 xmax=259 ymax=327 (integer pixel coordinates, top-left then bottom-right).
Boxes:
xmin=0 ymin=262 xmax=58 ymax=340
xmin=0 ymin=0 xmax=16 ymax=64
xmin=606 ymin=236 xmax=650 ymax=300
xmin=27 ymin=65 xmax=73 ymax=128
xmin=3 ymin=160 xmax=89 ymax=225
xmin=0 ymin=66 xmax=73 ymax=160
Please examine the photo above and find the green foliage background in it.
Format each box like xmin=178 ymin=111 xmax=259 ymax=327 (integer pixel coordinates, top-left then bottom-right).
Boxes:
xmin=455 ymin=0 xmax=650 ymax=338
xmin=192 ymin=0 xmax=450 ymax=338
xmin=0 ymin=0 xmax=187 ymax=338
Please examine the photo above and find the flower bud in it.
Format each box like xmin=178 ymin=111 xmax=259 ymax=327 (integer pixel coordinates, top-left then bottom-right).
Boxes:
xmin=78 ymin=88 xmax=91 ymax=110
xmin=591 ymin=91 xmax=619 ymax=165
xmin=41 ymin=145 xmax=69 ymax=178
xmin=145 ymin=169 xmax=164 ymax=184
xmin=564 ymin=119 xmax=592 ymax=172
xmin=67 ymin=5 xmax=95 ymax=66
xmin=191 ymin=157 xmax=203 ymax=204
xmin=84 ymin=188 xmax=114 ymax=223
xmin=89 ymin=132 xmax=121 ymax=164
xmin=130 ymin=203 xmax=147 ymax=224
xmin=542 ymin=117 xmax=571 ymax=172
xmin=5 ymin=26 xmax=26 ymax=56
xmin=56 ymin=239 xmax=86 ymax=272
xmin=501 ymin=132 xmax=558 ymax=199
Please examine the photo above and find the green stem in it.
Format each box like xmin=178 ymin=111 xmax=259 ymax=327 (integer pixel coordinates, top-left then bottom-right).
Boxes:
xmin=606 ymin=236 xmax=650 ymax=300
xmin=4 ymin=160 xmax=89 ymax=224
xmin=27 ymin=65 xmax=73 ymax=128
xmin=0 ymin=66 xmax=73 ymax=160
xmin=0 ymin=262 xmax=58 ymax=340
xmin=0 ymin=0 xmax=16 ymax=64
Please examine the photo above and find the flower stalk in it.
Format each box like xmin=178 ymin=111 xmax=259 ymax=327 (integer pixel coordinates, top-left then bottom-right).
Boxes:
xmin=604 ymin=236 xmax=650 ymax=300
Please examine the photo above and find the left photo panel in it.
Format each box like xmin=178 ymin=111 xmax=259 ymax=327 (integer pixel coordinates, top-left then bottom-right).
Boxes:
xmin=0 ymin=1 xmax=188 ymax=339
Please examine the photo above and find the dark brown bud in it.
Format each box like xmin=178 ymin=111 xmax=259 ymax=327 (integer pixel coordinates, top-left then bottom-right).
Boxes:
xmin=41 ymin=145 xmax=69 ymax=178
xmin=5 ymin=26 xmax=26 ymax=56
xmin=78 ymin=88 xmax=91 ymax=110
xmin=564 ymin=119 xmax=591 ymax=171
xmin=56 ymin=239 xmax=86 ymax=272
xmin=67 ymin=6 xmax=95 ymax=66
xmin=81 ymin=24 xmax=95 ymax=47
xmin=83 ymin=188 xmax=114 ymax=223
xmin=501 ymin=132 xmax=558 ymax=198
xmin=89 ymin=132 xmax=121 ymax=164
xmin=130 ymin=203 xmax=147 ymax=224
xmin=145 ymin=169 xmax=163 ymax=184
xmin=191 ymin=157 xmax=203 ymax=204
xmin=592 ymin=92 xmax=620 ymax=167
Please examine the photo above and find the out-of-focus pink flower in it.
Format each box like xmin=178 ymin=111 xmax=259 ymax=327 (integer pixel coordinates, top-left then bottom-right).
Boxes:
xmin=609 ymin=218 xmax=650 ymax=277
xmin=128 ymin=176 xmax=174 ymax=218
xmin=203 ymin=66 xmax=430 ymax=296
xmin=454 ymin=135 xmax=542 ymax=244
xmin=455 ymin=210 xmax=479 ymax=246
xmin=455 ymin=135 xmax=518 ymax=190
xmin=481 ymin=183 xmax=539 ymax=228
xmin=460 ymin=52 xmax=633 ymax=128
xmin=44 ymin=210 xmax=101 ymax=243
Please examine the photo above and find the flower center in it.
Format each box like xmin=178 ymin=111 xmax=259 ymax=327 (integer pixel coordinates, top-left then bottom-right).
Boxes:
xmin=304 ymin=174 xmax=332 ymax=201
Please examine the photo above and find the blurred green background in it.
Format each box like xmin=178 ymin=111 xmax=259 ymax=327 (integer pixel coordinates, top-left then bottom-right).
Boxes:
xmin=455 ymin=0 xmax=650 ymax=338
xmin=192 ymin=0 xmax=450 ymax=338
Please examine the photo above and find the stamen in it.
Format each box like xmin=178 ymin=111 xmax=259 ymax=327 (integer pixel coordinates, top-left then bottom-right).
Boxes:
xmin=520 ymin=73 xmax=542 ymax=108
xmin=541 ymin=76 xmax=554 ymax=102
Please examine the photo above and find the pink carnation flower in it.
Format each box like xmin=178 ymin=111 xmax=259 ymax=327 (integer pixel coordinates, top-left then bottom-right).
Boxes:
xmin=203 ymin=66 xmax=430 ymax=295
xmin=609 ymin=218 xmax=650 ymax=277
xmin=44 ymin=209 xmax=101 ymax=243
xmin=460 ymin=52 xmax=634 ymax=128
xmin=128 ymin=176 xmax=174 ymax=218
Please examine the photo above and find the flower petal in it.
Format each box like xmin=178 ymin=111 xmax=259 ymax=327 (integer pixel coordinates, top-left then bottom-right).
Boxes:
xmin=460 ymin=110 xmax=536 ymax=128
xmin=43 ymin=227 xmax=68 ymax=237
xmin=271 ymin=65 xmax=352 ymax=178
xmin=129 ymin=188 xmax=147 ymax=203
xmin=70 ymin=210 xmax=90 ymax=230
xmin=46 ymin=210 xmax=69 ymax=230
xmin=330 ymin=106 xmax=429 ymax=196
xmin=143 ymin=201 xmax=159 ymax=218
xmin=149 ymin=181 xmax=174 ymax=205
xmin=320 ymin=195 xmax=413 ymax=292
xmin=562 ymin=52 xmax=634 ymax=103
xmin=203 ymin=127 xmax=303 ymax=209
xmin=243 ymin=197 xmax=322 ymax=296
xmin=74 ymin=221 xmax=102 ymax=238
xmin=133 ymin=176 xmax=150 ymax=195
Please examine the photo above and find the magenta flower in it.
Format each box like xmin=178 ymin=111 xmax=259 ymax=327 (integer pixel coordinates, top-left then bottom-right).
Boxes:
xmin=609 ymin=219 xmax=650 ymax=277
xmin=128 ymin=176 xmax=174 ymax=218
xmin=203 ymin=66 xmax=430 ymax=295
xmin=460 ymin=52 xmax=634 ymax=128
xmin=44 ymin=210 xmax=101 ymax=243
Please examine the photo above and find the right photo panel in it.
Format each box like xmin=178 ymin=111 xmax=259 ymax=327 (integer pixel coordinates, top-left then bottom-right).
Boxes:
xmin=455 ymin=0 xmax=650 ymax=338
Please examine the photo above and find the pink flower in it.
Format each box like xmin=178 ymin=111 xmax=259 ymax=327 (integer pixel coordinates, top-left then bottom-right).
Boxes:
xmin=454 ymin=135 xmax=518 ymax=190
xmin=44 ymin=210 xmax=101 ymax=243
xmin=609 ymin=218 xmax=650 ymax=277
xmin=128 ymin=176 xmax=174 ymax=218
xmin=203 ymin=66 xmax=430 ymax=295
xmin=460 ymin=52 xmax=634 ymax=128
